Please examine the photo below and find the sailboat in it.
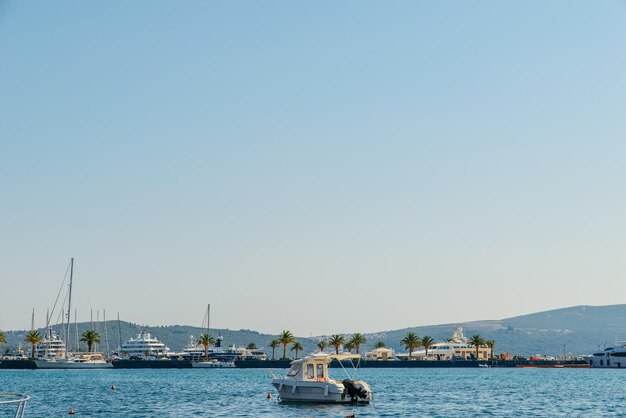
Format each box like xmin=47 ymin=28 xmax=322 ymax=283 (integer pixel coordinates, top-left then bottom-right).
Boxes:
xmin=191 ymin=305 xmax=234 ymax=368
xmin=34 ymin=258 xmax=112 ymax=369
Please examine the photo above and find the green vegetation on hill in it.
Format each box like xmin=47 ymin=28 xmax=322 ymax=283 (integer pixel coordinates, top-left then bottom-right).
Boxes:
xmin=3 ymin=304 xmax=625 ymax=358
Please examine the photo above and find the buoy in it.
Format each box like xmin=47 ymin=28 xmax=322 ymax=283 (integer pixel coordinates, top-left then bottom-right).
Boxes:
xmin=267 ymin=393 xmax=272 ymax=399
xmin=69 ymin=408 xmax=76 ymax=415
xmin=111 ymin=385 xmax=116 ymax=390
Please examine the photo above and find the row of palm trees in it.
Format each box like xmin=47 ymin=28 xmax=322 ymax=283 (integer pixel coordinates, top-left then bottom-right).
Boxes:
xmin=262 ymin=330 xmax=497 ymax=361
xmin=2 ymin=329 xmax=104 ymax=358
xmin=2 ymin=328 xmax=497 ymax=361
xmin=266 ymin=331 xmax=370 ymax=360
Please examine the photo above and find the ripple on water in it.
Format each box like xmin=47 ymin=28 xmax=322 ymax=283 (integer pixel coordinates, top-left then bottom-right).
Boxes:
xmin=1 ymin=367 xmax=625 ymax=417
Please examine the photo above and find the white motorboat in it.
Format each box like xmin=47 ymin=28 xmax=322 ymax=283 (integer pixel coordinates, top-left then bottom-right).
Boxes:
xmin=271 ymin=353 xmax=372 ymax=404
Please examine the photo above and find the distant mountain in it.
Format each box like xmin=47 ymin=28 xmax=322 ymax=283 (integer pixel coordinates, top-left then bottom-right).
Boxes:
xmin=368 ymin=304 xmax=626 ymax=356
xmin=3 ymin=305 xmax=625 ymax=358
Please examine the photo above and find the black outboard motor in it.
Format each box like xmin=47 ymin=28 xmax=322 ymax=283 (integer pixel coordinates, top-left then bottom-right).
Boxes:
xmin=342 ymin=379 xmax=368 ymax=402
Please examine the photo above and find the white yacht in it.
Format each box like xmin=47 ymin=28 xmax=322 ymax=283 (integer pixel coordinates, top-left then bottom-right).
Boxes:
xmin=396 ymin=326 xmax=490 ymax=361
xmin=118 ymin=330 xmax=171 ymax=359
xmin=36 ymin=330 xmax=67 ymax=359
xmin=35 ymin=353 xmax=112 ymax=369
xmin=589 ymin=342 xmax=626 ymax=368
xmin=180 ymin=335 xmax=267 ymax=362
xmin=271 ymin=353 xmax=372 ymax=403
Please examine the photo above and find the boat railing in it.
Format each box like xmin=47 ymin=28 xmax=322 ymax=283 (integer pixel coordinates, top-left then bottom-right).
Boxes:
xmin=0 ymin=394 xmax=30 ymax=418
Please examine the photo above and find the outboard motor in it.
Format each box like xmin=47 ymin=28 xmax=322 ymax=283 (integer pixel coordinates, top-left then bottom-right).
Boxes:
xmin=342 ymin=379 xmax=368 ymax=402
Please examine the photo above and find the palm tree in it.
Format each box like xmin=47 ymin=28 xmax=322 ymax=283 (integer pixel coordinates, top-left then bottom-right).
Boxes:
xmin=374 ymin=341 xmax=386 ymax=349
xmin=0 ymin=330 xmax=6 ymax=345
xmin=349 ymin=333 xmax=367 ymax=354
xmin=246 ymin=342 xmax=257 ymax=350
xmin=279 ymin=330 xmax=295 ymax=359
xmin=401 ymin=332 xmax=421 ymax=360
xmin=80 ymin=330 xmax=101 ymax=353
xmin=317 ymin=339 xmax=328 ymax=352
xmin=25 ymin=330 xmax=43 ymax=358
xmin=328 ymin=334 xmax=345 ymax=354
xmin=485 ymin=340 xmax=496 ymax=359
xmin=290 ymin=341 xmax=303 ymax=359
xmin=269 ymin=339 xmax=280 ymax=360
xmin=344 ymin=341 xmax=354 ymax=353
xmin=421 ymin=336 xmax=435 ymax=357
xmin=468 ymin=334 xmax=485 ymax=360
xmin=197 ymin=333 xmax=215 ymax=361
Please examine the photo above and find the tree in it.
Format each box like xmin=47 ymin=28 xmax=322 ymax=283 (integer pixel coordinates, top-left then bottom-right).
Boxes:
xmin=290 ymin=341 xmax=303 ymax=359
xmin=485 ymin=340 xmax=496 ymax=359
xmin=246 ymin=342 xmax=257 ymax=350
xmin=329 ymin=334 xmax=345 ymax=354
xmin=197 ymin=334 xmax=215 ymax=361
xmin=269 ymin=339 xmax=280 ymax=360
xmin=421 ymin=336 xmax=435 ymax=357
xmin=279 ymin=330 xmax=295 ymax=359
xmin=0 ymin=330 xmax=6 ymax=345
xmin=468 ymin=334 xmax=485 ymax=360
xmin=80 ymin=330 xmax=101 ymax=353
xmin=401 ymin=332 xmax=421 ymax=360
xmin=349 ymin=333 xmax=366 ymax=354
xmin=344 ymin=341 xmax=354 ymax=353
xmin=374 ymin=341 xmax=386 ymax=349
xmin=25 ymin=330 xmax=43 ymax=358
xmin=317 ymin=339 xmax=328 ymax=352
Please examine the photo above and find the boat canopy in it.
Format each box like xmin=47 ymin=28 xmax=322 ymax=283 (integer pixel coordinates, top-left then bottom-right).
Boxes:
xmin=291 ymin=353 xmax=361 ymax=365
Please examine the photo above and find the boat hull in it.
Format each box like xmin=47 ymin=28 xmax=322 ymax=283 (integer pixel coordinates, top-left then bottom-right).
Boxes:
xmin=271 ymin=379 xmax=371 ymax=404
xmin=192 ymin=361 xmax=235 ymax=368
xmin=34 ymin=361 xmax=113 ymax=369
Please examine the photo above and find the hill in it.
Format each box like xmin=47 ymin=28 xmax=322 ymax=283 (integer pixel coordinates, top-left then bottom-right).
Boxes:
xmin=2 ymin=304 xmax=625 ymax=357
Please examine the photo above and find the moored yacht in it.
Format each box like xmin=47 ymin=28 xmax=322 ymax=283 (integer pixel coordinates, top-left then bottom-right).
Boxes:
xmin=180 ymin=335 xmax=267 ymax=362
xmin=589 ymin=342 xmax=626 ymax=368
xmin=117 ymin=330 xmax=171 ymax=360
xmin=396 ymin=326 xmax=490 ymax=360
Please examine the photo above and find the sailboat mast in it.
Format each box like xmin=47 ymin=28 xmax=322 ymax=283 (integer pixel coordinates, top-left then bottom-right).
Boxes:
xmin=75 ymin=309 xmax=79 ymax=353
xmin=117 ymin=312 xmax=122 ymax=352
xmin=104 ymin=309 xmax=110 ymax=355
xmin=66 ymin=257 xmax=74 ymax=358
xmin=207 ymin=304 xmax=210 ymax=336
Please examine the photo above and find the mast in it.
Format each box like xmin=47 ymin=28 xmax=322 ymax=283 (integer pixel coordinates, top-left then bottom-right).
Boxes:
xmin=207 ymin=304 xmax=211 ymax=336
xmin=117 ymin=312 xmax=122 ymax=352
xmin=75 ymin=309 xmax=79 ymax=353
xmin=66 ymin=257 xmax=74 ymax=358
xmin=45 ymin=309 xmax=50 ymax=357
xmin=104 ymin=309 xmax=110 ymax=355
xmin=61 ymin=308 xmax=65 ymax=357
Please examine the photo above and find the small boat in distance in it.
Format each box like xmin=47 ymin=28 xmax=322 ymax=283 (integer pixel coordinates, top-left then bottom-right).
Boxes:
xmin=271 ymin=353 xmax=373 ymax=403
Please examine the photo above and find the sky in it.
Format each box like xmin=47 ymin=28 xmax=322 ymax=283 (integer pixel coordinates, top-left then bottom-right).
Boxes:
xmin=1 ymin=0 xmax=625 ymax=336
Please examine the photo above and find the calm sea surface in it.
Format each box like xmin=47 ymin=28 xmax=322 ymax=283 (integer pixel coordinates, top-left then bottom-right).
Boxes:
xmin=1 ymin=368 xmax=625 ymax=417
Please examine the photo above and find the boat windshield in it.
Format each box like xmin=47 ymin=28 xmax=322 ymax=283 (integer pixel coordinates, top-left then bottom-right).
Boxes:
xmin=287 ymin=363 xmax=301 ymax=377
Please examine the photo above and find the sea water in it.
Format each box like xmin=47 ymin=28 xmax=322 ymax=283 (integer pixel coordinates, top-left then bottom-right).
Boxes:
xmin=1 ymin=368 xmax=624 ymax=417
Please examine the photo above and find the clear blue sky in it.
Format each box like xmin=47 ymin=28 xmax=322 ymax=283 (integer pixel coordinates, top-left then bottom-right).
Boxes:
xmin=1 ymin=0 xmax=625 ymax=336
